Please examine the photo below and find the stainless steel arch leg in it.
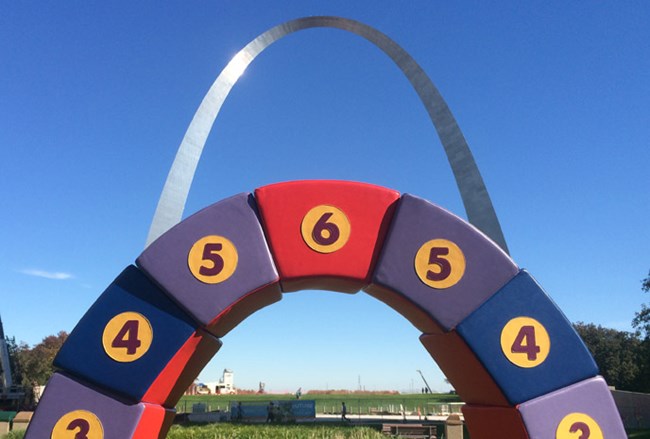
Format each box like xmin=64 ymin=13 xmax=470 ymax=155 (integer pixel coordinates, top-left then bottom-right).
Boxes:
xmin=146 ymin=16 xmax=509 ymax=255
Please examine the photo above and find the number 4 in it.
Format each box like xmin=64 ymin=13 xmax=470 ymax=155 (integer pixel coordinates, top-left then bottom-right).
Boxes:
xmin=510 ymin=325 xmax=541 ymax=361
xmin=111 ymin=320 xmax=141 ymax=355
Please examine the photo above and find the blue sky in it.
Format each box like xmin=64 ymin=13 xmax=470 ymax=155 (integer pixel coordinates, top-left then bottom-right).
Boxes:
xmin=1 ymin=2 xmax=649 ymax=393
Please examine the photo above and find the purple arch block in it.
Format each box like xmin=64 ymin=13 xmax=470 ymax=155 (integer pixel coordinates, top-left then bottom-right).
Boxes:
xmin=24 ymin=373 xmax=172 ymax=439
xmin=137 ymin=193 xmax=281 ymax=337
xmin=519 ymin=376 xmax=626 ymax=438
xmin=366 ymin=194 xmax=519 ymax=332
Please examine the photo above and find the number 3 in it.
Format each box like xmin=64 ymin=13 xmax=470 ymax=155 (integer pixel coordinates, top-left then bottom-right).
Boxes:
xmin=556 ymin=413 xmax=602 ymax=439
xmin=570 ymin=422 xmax=591 ymax=439
xmin=51 ymin=410 xmax=103 ymax=439
xmin=67 ymin=418 xmax=91 ymax=439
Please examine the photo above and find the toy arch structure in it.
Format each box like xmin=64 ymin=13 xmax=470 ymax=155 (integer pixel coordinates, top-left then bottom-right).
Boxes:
xmin=26 ymin=17 xmax=625 ymax=439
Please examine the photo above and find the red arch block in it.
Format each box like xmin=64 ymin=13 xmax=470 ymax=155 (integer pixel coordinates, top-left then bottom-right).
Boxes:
xmin=462 ymin=405 xmax=529 ymax=439
xmin=254 ymin=180 xmax=399 ymax=293
xmin=420 ymin=332 xmax=509 ymax=406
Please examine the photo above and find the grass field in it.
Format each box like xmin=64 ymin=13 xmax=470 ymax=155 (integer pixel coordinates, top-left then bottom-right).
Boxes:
xmin=628 ymin=431 xmax=650 ymax=439
xmin=168 ymin=423 xmax=385 ymax=438
xmin=169 ymin=424 xmax=650 ymax=439
xmin=177 ymin=392 xmax=462 ymax=416
xmin=2 ymin=393 xmax=647 ymax=438
xmin=1 ymin=424 xmax=649 ymax=438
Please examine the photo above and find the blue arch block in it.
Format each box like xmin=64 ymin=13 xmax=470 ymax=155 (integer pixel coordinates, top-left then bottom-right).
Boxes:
xmin=54 ymin=265 xmax=218 ymax=404
xmin=456 ymin=270 xmax=598 ymax=405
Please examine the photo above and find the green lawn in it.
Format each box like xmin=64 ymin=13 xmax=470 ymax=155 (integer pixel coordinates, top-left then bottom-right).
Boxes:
xmin=167 ymin=423 xmax=385 ymax=439
xmin=177 ymin=392 xmax=462 ymax=415
xmin=628 ymin=430 xmax=650 ymax=439
xmin=2 ymin=424 xmax=649 ymax=438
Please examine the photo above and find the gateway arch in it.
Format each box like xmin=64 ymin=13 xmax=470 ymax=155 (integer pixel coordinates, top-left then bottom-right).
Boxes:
xmin=146 ymin=16 xmax=509 ymax=255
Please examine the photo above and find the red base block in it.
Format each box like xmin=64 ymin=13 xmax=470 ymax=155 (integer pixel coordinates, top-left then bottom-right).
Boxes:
xmin=420 ymin=332 xmax=509 ymax=406
xmin=132 ymin=404 xmax=175 ymax=439
xmin=142 ymin=329 xmax=221 ymax=407
xmin=462 ymin=405 xmax=529 ymax=439
xmin=204 ymin=283 xmax=282 ymax=337
xmin=365 ymin=284 xmax=441 ymax=334
xmin=254 ymin=180 xmax=399 ymax=293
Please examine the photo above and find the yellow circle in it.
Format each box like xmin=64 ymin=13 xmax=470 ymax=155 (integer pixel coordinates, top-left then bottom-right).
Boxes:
xmin=414 ymin=239 xmax=466 ymax=289
xmin=51 ymin=410 xmax=104 ymax=439
xmin=188 ymin=235 xmax=238 ymax=284
xmin=102 ymin=312 xmax=153 ymax=362
xmin=300 ymin=205 xmax=351 ymax=254
xmin=556 ymin=413 xmax=604 ymax=439
xmin=500 ymin=317 xmax=551 ymax=368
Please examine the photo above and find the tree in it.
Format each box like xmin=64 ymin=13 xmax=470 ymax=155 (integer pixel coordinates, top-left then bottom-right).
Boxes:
xmin=631 ymin=270 xmax=650 ymax=392
xmin=4 ymin=336 xmax=25 ymax=386
xmin=573 ymin=322 xmax=642 ymax=391
xmin=632 ymin=270 xmax=650 ymax=339
xmin=14 ymin=331 xmax=68 ymax=386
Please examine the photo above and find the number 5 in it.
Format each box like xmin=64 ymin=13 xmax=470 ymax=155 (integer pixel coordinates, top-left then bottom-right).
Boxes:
xmin=414 ymin=239 xmax=465 ymax=289
xmin=188 ymin=235 xmax=239 ymax=284
xmin=199 ymin=242 xmax=224 ymax=276
xmin=426 ymin=247 xmax=452 ymax=281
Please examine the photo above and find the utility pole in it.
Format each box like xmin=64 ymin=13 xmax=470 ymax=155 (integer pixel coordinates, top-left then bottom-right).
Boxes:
xmin=416 ymin=370 xmax=433 ymax=394
xmin=0 ymin=315 xmax=26 ymax=410
xmin=0 ymin=315 xmax=13 ymax=391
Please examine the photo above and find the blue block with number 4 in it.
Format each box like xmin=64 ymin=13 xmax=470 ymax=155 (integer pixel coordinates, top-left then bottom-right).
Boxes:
xmin=54 ymin=265 xmax=217 ymax=405
xmin=456 ymin=270 xmax=598 ymax=405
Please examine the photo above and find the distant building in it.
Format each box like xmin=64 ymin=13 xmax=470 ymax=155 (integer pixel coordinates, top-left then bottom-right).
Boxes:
xmin=202 ymin=369 xmax=235 ymax=395
xmin=184 ymin=381 xmax=200 ymax=396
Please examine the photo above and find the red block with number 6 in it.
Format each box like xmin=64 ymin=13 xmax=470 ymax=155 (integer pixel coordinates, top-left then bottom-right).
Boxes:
xmin=254 ymin=180 xmax=400 ymax=293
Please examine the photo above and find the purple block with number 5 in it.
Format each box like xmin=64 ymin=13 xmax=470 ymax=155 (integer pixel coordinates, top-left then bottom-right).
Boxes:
xmin=519 ymin=376 xmax=626 ymax=438
xmin=137 ymin=193 xmax=281 ymax=337
xmin=366 ymin=194 xmax=519 ymax=332
xmin=24 ymin=373 xmax=173 ymax=439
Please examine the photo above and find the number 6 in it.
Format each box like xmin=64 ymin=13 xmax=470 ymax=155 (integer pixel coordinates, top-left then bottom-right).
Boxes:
xmin=312 ymin=212 xmax=340 ymax=246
